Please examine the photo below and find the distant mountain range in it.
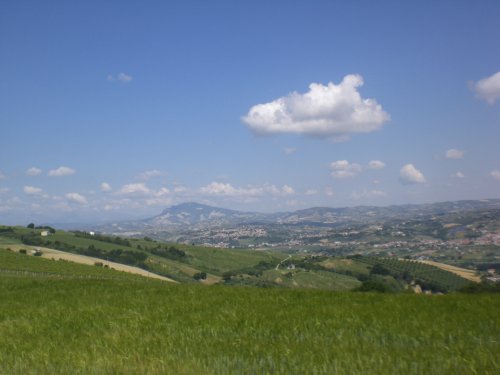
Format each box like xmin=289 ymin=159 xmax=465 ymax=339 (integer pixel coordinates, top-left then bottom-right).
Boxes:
xmin=91 ymin=199 xmax=500 ymax=234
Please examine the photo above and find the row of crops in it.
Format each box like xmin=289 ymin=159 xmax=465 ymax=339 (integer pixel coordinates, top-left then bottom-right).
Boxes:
xmin=0 ymin=248 xmax=141 ymax=280
xmin=354 ymin=256 xmax=470 ymax=292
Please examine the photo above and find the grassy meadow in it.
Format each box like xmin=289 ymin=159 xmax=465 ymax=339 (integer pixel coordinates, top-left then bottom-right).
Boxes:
xmin=0 ymin=249 xmax=499 ymax=374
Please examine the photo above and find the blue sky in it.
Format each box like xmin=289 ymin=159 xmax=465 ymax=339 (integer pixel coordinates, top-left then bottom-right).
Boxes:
xmin=1 ymin=0 xmax=499 ymax=224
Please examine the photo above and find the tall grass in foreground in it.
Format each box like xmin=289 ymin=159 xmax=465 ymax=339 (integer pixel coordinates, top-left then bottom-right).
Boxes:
xmin=0 ymin=276 xmax=498 ymax=374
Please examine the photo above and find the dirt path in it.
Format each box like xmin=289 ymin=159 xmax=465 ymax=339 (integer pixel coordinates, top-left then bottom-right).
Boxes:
xmin=418 ymin=260 xmax=480 ymax=283
xmin=276 ymin=254 xmax=292 ymax=270
xmin=6 ymin=244 xmax=176 ymax=283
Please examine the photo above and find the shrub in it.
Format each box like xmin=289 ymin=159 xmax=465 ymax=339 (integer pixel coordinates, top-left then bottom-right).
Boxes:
xmin=356 ymin=280 xmax=390 ymax=293
xmin=193 ymin=272 xmax=207 ymax=280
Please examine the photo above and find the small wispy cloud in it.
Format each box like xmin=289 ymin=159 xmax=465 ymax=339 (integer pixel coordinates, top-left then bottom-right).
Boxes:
xmin=200 ymin=182 xmax=294 ymax=197
xmin=453 ymin=171 xmax=465 ymax=178
xmin=368 ymin=160 xmax=386 ymax=169
xmin=66 ymin=192 xmax=87 ymax=204
xmin=330 ymin=160 xmax=362 ymax=179
xmin=305 ymin=188 xmax=318 ymax=196
xmin=0 ymin=171 xmax=6 ymax=179
xmin=26 ymin=167 xmax=42 ymax=176
xmin=100 ymin=182 xmax=112 ymax=192
xmin=119 ymin=183 xmax=151 ymax=195
xmin=324 ymin=187 xmax=335 ymax=197
xmin=350 ymin=189 xmax=386 ymax=200
xmin=138 ymin=169 xmax=165 ymax=181
xmin=48 ymin=166 xmax=75 ymax=177
xmin=107 ymin=73 xmax=133 ymax=83
xmin=283 ymin=147 xmax=297 ymax=155
xmin=491 ymin=170 xmax=500 ymax=181
xmin=24 ymin=186 xmax=43 ymax=195
xmin=445 ymin=149 xmax=464 ymax=159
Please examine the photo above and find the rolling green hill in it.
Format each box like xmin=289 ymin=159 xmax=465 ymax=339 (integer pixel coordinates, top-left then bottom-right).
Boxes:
xmin=0 ymin=226 xmax=478 ymax=292
xmin=0 ymin=249 xmax=498 ymax=374
xmin=0 ymin=226 xmax=286 ymax=285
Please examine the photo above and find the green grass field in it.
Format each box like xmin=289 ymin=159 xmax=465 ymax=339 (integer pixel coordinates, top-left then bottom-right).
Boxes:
xmin=0 ymin=248 xmax=499 ymax=374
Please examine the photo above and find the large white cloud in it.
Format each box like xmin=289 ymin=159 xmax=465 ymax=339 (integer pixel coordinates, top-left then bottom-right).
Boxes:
xmin=26 ymin=167 xmax=42 ymax=176
xmin=48 ymin=166 xmax=75 ymax=177
xmin=445 ymin=149 xmax=464 ymax=159
xmin=65 ymin=193 xmax=87 ymax=204
xmin=330 ymin=160 xmax=362 ymax=179
xmin=472 ymin=71 xmax=500 ymax=104
xmin=399 ymin=164 xmax=426 ymax=184
xmin=24 ymin=186 xmax=43 ymax=195
xmin=242 ymin=74 xmax=390 ymax=138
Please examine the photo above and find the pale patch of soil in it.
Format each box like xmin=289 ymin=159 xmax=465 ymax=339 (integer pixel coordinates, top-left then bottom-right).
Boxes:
xmin=419 ymin=260 xmax=480 ymax=282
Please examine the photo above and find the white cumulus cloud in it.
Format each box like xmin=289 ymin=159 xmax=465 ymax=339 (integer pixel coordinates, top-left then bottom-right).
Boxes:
xmin=453 ymin=171 xmax=465 ymax=178
xmin=399 ymin=164 xmax=426 ymax=184
xmin=100 ymin=182 xmax=112 ymax=192
xmin=48 ymin=166 xmax=75 ymax=177
xmin=491 ymin=170 xmax=500 ymax=181
xmin=23 ymin=186 xmax=43 ymax=195
xmin=26 ymin=167 xmax=42 ymax=176
xmin=472 ymin=71 xmax=500 ymax=104
xmin=445 ymin=149 xmax=464 ymax=159
xmin=242 ymin=74 xmax=390 ymax=139
xmin=66 ymin=192 xmax=87 ymax=204
xmin=330 ymin=160 xmax=362 ymax=179
xmin=368 ymin=160 xmax=386 ymax=169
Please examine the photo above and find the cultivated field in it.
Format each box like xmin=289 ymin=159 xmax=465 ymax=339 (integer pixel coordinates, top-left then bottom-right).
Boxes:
xmin=0 ymin=249 xmax=498 ymax=374
xmin=3 ymin=244 xmax=175 ymax=282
